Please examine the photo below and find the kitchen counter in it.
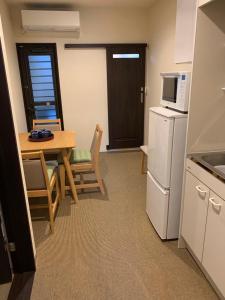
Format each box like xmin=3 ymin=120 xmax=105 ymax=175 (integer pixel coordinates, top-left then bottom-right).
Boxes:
xmin=189 ymin=152 xmax=225 ymax=183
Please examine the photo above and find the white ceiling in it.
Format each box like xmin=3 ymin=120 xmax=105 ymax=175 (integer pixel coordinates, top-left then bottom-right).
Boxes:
xmin=6 ymin=0 xmax=156 ymax=8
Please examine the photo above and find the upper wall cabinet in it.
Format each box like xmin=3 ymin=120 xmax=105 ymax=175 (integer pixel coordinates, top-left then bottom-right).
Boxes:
xmin=174 ymin=0 xmax=197 ymax=63
xmin=198 ymin=0 xmax=215 ymax=7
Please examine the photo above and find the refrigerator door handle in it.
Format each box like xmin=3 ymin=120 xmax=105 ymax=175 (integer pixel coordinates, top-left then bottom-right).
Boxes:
xmin=147 ymin=172 xmax=169 ymax=195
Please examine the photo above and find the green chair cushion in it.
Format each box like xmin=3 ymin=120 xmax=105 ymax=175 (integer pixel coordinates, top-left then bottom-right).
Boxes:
xmin=58 ymin=149 xmax=91 ymax=164
xmin=70 ymin=149 xmax=92 ymax=164
xmin=46 ymin=164 xmax=56 ymax=181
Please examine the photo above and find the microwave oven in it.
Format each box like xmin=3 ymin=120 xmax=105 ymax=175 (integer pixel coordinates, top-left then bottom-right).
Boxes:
xmin=160 ymin=72 xmax=191 ymax=112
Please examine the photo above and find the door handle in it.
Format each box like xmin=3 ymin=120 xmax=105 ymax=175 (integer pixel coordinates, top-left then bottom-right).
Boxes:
xmin=140 ymin=87 xmax=145 ymax=104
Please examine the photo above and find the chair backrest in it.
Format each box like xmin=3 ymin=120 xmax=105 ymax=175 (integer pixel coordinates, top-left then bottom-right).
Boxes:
xmin=33 ymin=119 xmax=62 ymax=131
xmin=90 ymin=124 xmax=103 ymax=165
xmin=22 ymin=151 xmax=50 ymax=190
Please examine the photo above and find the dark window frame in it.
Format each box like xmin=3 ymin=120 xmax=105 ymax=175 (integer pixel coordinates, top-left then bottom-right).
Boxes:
xmin=16 ymin=43 xmax=64 ymax=131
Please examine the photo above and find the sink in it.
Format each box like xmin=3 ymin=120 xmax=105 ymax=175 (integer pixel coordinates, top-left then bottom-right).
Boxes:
xmin=191 ymin=152 xmax=225 ymax=180
xmin=214 ymin=165 xmax=225 ymax=175
xmin=200 ymin=153 xmax=225 ymax=166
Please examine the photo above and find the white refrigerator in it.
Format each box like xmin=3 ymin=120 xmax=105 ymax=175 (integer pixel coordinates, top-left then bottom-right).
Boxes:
xmin=146 ymin=107 xmax=187 ymax=240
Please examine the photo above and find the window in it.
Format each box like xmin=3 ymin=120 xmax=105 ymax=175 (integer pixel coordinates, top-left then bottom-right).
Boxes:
xmin=17 ymin=44 xmax=63 ymax=130
xmin=28 ymin=55 xmax=57 ymax=119
xmin=112 ymin=54 xmax=140 ymax=59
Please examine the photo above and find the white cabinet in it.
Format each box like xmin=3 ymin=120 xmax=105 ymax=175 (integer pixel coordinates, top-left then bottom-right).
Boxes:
xmin=182 ymin=171 xmax=209 ymax=261
xmin=181 ymin=160 xmax=225 ymax=298
xmin=202 ymin=192 xmax=225 ymax=297
xmin=174 ymin=0 xmax=197 ymax=63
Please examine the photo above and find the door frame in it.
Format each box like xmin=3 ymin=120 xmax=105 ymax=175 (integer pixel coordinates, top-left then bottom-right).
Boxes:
xmin=0 ymin=39 xmax=35 ymax=273
xmin=16 ymin=43 xmax=64 ymax=131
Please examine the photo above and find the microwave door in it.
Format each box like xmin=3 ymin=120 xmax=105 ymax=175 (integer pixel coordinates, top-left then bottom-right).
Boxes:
xmin=162 ymin=77 xmax=178 ymax=103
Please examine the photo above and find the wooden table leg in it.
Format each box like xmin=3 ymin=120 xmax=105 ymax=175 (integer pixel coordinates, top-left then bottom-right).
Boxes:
xmin=59 ymin=164 xmax=65 ymax=201
xmin=62 ymin=149 xmax=78 ymax=204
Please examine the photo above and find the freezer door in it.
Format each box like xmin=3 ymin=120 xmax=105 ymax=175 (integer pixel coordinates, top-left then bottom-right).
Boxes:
xmin=146 ymin=171 xmax=169 ymax=239
xmin=148 ymin=110 xmax=174 ymax=188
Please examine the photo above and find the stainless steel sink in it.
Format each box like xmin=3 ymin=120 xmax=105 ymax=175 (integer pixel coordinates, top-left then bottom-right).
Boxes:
xmin=200 ymin=153 xmax=225 ymax=166
xmin=190 ymin=152 xmax=225 ymax=181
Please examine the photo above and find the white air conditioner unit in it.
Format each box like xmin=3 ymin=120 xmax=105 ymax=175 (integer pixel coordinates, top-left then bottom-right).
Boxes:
xmin=21 ymin=10 xmax=80 ymax=32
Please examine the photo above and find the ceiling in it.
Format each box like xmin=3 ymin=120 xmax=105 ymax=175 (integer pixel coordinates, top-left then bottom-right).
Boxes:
xmin=6 ymin=0 xmax=156 ymax=8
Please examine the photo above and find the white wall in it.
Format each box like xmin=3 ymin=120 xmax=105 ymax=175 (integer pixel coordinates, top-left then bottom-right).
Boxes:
xmin=186 ymin=0 xmax=225 ymax=153
xmin=10 ymin=6 xmax=149 ymax=150
xmin=8 ymin=1 xmax=196 ymax=149
xmin=0 ymin=1 xmax=26 ymax=132
xmin=59 ymin=49 xmax=108 ymax=151
xmin=144 ymin=0 xmax=193 ymax=144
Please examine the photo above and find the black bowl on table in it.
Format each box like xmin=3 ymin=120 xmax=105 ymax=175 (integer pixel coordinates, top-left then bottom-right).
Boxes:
xmin=29 ymin=129 xmax=54 ymax=142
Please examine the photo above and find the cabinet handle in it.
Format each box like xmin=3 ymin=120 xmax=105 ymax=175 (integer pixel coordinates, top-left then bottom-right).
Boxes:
xmin=209 ymin=197 xmax=222 ymax=208
xmin=196 ymin=185 xmax=207 ymax=194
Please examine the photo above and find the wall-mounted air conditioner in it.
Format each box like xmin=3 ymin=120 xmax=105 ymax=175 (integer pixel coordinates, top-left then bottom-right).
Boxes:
xmin=21 ymin=10 xmax=80 ymax=32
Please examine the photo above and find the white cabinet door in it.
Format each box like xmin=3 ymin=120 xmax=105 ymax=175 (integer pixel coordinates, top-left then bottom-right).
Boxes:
xmin=181 ymin=171 xmax=209 ymax=261
xmin=202 ymin=192 xmax=225 ymax=297
xmin=175 ymin=0 xmax=197 ymax=63
xmin=148 ymin=110 xmax=174 ymax=188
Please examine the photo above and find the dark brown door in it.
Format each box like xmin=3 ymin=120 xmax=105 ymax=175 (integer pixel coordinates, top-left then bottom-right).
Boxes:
xmin=0 ymin=213 xmax=12 ymax=284
xmin=17 ymin=43 xmax=63 ymax=131
xmin=106 ymin=45 xmax=146 ymax=149
xmin=0 ymin=40 xmax=35 ymax=273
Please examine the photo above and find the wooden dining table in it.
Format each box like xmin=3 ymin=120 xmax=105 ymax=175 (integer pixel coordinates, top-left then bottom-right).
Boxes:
xmin=19 ymin=131 xmax=78 ymax=203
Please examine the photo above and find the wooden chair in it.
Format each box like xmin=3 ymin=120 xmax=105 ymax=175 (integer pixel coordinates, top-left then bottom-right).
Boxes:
xmin=33 ymin=119 xmax=62 ymax=131
xmin=22 ymin=151 xmax=60 ymax=232
xmin=33 ymin=119 xmax=62 ymax=160
xmin=59 ymin=124 xmax=105 ymax=198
